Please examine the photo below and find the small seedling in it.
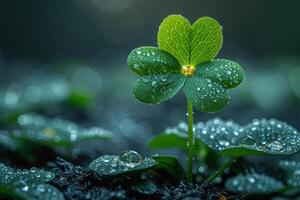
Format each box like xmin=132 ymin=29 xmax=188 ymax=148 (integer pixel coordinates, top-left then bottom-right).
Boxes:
xmin=127 ymin=15 xmax=244 ymax=182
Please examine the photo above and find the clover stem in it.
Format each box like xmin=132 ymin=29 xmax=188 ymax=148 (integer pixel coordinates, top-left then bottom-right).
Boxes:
xmin=203 ymin=157 xmax=235 ymax=184
xmin=187 ymin=99 xmax=194 ymax=183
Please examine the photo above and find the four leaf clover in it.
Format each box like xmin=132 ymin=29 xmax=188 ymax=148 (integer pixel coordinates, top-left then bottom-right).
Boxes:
xmin=127 ymin=15 xmax=244 ymax=112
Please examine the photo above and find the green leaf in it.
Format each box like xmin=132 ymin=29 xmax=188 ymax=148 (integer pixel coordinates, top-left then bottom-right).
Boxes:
xmin=131 ymin=181 xmax=157 ymax=195
xmin=220 ymin=147 xmax=268 ymax=157
xmin=158 ymin=15 xmax=223 ymax=67
xmin=127 ymin=47 xmax=181 ymax=76
xmin=183 ymin=76 xmax=228 ymax=112
xmin=89 ymin=151 xmax=157 ymax=176
xmin=147 ymin=133 xmax=187 ymax=150
xmin=158 ymin=15 xmax=191 ymax=66
xmin=13 ymin=113 xmax=112 ymax=147
xmin=150 ymin=118 xmax=300 ymax=157
xmin=0 ymin=163 xmax=54 ymax=185
xmin=0 ymin=163 xmax=62 ymax=200
xmin=238 ymin=119 xmax=300 ymax=155
xmin=133 ymin=74 xmax=185 ymax=104
xmin=195 ymin=118 xmax=300 ymax=157
xmin=13 ymin=183 xmax=65 ymax=200
xmin=196 ymin=59 xmax=244 ymax=89
xmin=225 ymin=173 xmax=284 ymax=194
xmin=152 ymin=155 xmax=185 ymax=182
xmin=67 ymin=89 xmax=94 ymax=109
xmin=190 ymin=17 xmax=223 ymax=66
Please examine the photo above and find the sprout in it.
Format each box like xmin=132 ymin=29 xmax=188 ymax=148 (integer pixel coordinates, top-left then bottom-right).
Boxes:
xmin=128 ymin=14 xmax=244 ymax=182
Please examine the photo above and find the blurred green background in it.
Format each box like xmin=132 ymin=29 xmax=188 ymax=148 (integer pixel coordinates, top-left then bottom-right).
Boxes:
xmin=0 ymin=0 xmax=299 ymax=154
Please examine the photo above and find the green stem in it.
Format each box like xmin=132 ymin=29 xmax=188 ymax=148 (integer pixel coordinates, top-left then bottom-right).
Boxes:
xmin=187 ymin=99 xmax=194 ymax=183
xmin=204 ymin=157 xmax=235 ymax=184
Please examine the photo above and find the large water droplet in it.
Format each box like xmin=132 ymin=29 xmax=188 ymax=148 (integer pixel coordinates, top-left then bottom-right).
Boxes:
xmin=118 ymin=150 xmax=143 ymax=168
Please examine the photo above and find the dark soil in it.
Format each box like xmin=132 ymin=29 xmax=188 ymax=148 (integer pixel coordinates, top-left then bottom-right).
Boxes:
xmin=49 ymin=158 xmax=241 ymax=200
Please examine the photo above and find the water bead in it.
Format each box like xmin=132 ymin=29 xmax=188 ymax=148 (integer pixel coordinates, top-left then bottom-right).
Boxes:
xmin=118 ymin=150 xmax=143 ymax=168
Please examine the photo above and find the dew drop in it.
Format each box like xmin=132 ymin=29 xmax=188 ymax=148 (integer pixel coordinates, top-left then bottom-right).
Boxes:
xmin=118 ymin=150 xmax=143 ymax=168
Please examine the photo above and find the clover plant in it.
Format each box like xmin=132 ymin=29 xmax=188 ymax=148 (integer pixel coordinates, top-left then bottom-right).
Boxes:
xmin=127 ymin=15 xmax=244 ymax=181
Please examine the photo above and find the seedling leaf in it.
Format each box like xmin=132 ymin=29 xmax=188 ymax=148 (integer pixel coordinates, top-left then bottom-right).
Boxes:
xmin=89 ymin=151 xmax=157 ymax=176
xmin=13 ymin=113 xmax=112 ymax=147
xmin=190 ymin=17 xmax=223 ymax=66
xmin=149 ymin=118 xmax=300 ymax=157
xmin=158 ymin=15 xmax=191 ymax=66
xmin=0 ymin=163 xmax=62 ymax=200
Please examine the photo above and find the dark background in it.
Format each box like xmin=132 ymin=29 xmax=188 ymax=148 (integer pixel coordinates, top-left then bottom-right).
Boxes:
xmin=0 ymin=0 xmax=299 ymax=154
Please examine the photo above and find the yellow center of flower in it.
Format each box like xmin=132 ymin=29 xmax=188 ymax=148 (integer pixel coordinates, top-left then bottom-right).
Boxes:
xmin=181 ymin=65 xmax=195 ymax=76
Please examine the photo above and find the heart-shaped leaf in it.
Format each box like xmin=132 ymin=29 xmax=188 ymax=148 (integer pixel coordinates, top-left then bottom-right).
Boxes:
xmin=128 ymin=47 xmax=181 ymax=76
xmin=183 ymin=76 xmax=229 ymax=112
xmin=89 ymin=150 xmax=157 ymax=176
xmin=190 ymin=17 xmax=223 ymax=66
xmin=158 ymin=15 xmax=191 ymax=66
xmin=13 ymin=113 xmax=112 ymax=147
xmin=133 ymin=74 xmax=185 ymax=104
xmin=225 ymin=173 xmax=284 ymax=194
xmin=158 ymin=15 xmax=222 ymax=66
xmin=196 ymin=59 xmax=244 ymax=89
